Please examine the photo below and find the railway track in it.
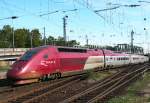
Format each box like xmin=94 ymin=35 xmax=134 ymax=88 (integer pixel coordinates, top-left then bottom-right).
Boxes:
xmin=1 ymin=64 xmax=148 ymax=103
xmin=60 ymin=63 xmax=149 ymax=103
xmin=3 ymin=75 xmax=83 ymax=103
xmin=0 ymin=77 xmax=63 ymax=95
xmin=0 ymin=66 xmax=119 ymax=103
xmin=13 ymin=65 xmax=138 ymax=103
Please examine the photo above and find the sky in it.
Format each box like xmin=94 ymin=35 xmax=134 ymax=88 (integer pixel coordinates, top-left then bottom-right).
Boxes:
xmin=0 ymin=0 xmax=150 ymax=53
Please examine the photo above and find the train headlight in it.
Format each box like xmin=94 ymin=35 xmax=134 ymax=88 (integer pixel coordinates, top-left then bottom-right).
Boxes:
xmin=31 ymin=70 xmax=36 ymax=73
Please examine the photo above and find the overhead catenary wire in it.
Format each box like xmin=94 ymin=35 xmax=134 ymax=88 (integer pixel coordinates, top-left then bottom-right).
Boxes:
xmin=0 ymin=1 xmax=78 ymax=33
xmin=0 ymin=0 xmax=61 ymax=28
xmin=75 ymin=0 xmax=123 ymax=35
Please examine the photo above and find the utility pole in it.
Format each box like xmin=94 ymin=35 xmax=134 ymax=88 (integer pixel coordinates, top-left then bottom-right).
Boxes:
xmin=85 ymin=35 xmax=89 ymax=46
xmin=44 ymin=27 xmax=46 ymax=45
xmin=131 ymin=30 xmax=134 ymax=53
xmin=11 ymin=16 xmax=18 ymax=51
xmin=0 ymin=16 xmax=18 ymax=51
xmin=30 ymin=32 xmax=33 ymax=48
xmin=63 ymin=15 xmax=68 ymax=42
xmin=12 ymin=20 xmax=15 ymax=51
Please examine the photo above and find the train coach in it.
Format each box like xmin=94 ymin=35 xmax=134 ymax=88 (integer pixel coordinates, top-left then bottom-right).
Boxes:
xmin=6 ymin=45 xmax=149 ymax=84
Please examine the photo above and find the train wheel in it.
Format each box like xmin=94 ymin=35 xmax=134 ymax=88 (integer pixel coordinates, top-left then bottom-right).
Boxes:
xmin=48 ymin=74 xmax=51 ymax=79
xmin=56 ymin=73 xmax=61 ymax=79
xmin=54 ymin=73 xmax=58 ymax=79
xmin=38 ymin=75 xmax=46 ymax=82
xmin=38 ymin=77 xmax=43 ymax=82
xmin=42 ymin=75 xmax=47 ymax=81
xmin=51 ymin=73 xmax=56 ymax=80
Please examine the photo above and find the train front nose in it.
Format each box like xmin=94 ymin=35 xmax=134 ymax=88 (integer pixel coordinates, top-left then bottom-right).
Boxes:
xmin=7 ymin=61 xmax=27 ymax=80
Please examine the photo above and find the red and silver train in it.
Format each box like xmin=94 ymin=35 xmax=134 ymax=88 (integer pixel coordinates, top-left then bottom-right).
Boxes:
xmin=7 ymin=46 xmax=149 ymax=84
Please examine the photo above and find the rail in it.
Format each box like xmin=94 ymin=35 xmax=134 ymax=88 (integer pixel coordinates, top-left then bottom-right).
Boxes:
xmin=60 ymin=64 xmax=149 ymax=103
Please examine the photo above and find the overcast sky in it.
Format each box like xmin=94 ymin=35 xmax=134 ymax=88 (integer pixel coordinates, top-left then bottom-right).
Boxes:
xmin=0 ymin=0 xmax=150 ymax=52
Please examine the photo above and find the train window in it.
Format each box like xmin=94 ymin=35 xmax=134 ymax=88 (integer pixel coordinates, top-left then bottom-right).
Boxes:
xmin=43 ymin=54 xmax=48 ymax=59
xmin=20 ymin=49 xmax=39 ymax=60
xmin=58 ymin=48 xmax=87 ymax=53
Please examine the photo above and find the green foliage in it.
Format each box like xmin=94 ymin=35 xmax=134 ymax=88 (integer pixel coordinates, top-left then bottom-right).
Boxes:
xmin=86 ymin=71 xmax=111 ymax=81
xmin=107 ymin=94 xmax=145 ymax=103
xmin=31 ymin=29 xmax=42 ymax=47
xmin=0 ymin=25 xmax=79 ymax=48
xmin=108 ymin=72 xmax=150 ymax=103
xmin=67 ymin=40 xmax=80 ymax=47
xmin=0 ymin=66 xmax=10 ymax=72
xmin=56 ymin=36 xmax=65 ymax=46
xmin=0 ymin=25 xmax=12 ymax=48
xmin=148 ymin=97 xmax=150 ymax=102
xmin=14 ymin=28 xmax=29 ymax=47
xmin=46 ymin=36 xmax=79 ymax=47
xmin=105 ymin=45 xmax=116 ymax=51
xmin=46 ymin=35 xmax=55 ymax=45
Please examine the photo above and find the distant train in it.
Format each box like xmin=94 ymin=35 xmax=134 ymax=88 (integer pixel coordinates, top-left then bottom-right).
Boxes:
xmin=7 ymin=46 xmax=149 ymax=84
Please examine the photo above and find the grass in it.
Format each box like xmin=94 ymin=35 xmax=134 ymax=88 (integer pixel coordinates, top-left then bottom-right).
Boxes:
xmin=0 ymin=66 xmax=10 ymax=72
xmin=87 ymin=70 xmax=113 ymax=81
xmin=108 ymin=71 xmax=150 ymax=103
xmin=148 ymin=97 xmax=150 ymax=102
xmin=107 ymin=93 xmax=146 ymax=103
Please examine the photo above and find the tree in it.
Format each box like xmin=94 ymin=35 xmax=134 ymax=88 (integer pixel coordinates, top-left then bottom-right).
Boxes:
xmin=14 ymin=28 xmax=30 ymax=48
xmin=0 ymin=25 xmax=12 ymax=48
xmin=47 ymin=36 xmax=55 ymax=45
xmin=0 ymin=25 xmax=80 ymax=48
xmin=67 ymin=40 xmax=80 ymax=47
xmin=56 ymin=36 xmax=65 ymax=46
xmin=104 ymin=46 xmax=115 ymax=51
xmin=31 ymin=29 xmax=42 ymax=47
xmin=46 ymin=36 xmax=79 ymax=47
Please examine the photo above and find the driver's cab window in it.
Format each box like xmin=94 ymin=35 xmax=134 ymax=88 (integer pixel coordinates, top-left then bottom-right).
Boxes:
xmin=43 ymin=54 xmax=48 ymax=59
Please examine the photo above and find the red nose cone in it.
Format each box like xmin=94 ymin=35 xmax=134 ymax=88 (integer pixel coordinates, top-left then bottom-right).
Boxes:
xmin=7 ymin=60 xmax=27 ymax=79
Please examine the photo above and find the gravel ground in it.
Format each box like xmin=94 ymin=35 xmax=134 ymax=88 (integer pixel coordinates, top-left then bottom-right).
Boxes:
xmin=0 ymin=79 xmax=63 ymax=102
xmin=0 ymin=70 xmax=116 ymax=103
xmin=38 ymin=79 xmax=94 ymax=103
xmin=34 ymin=71 xmax=113 ymax=103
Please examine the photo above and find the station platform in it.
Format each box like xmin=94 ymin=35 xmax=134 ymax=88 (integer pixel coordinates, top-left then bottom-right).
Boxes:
xmin=0 ymin=72 xmax=6 ymax=79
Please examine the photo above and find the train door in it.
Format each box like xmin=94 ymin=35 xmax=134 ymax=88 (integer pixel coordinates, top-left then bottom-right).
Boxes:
xmin=48 ymin=48 xmax=58 ymax=73
xmin=39 ymin=50 xmax=50 ymax=75
xmin=40 ymin=48 xmax=58 ymax=74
